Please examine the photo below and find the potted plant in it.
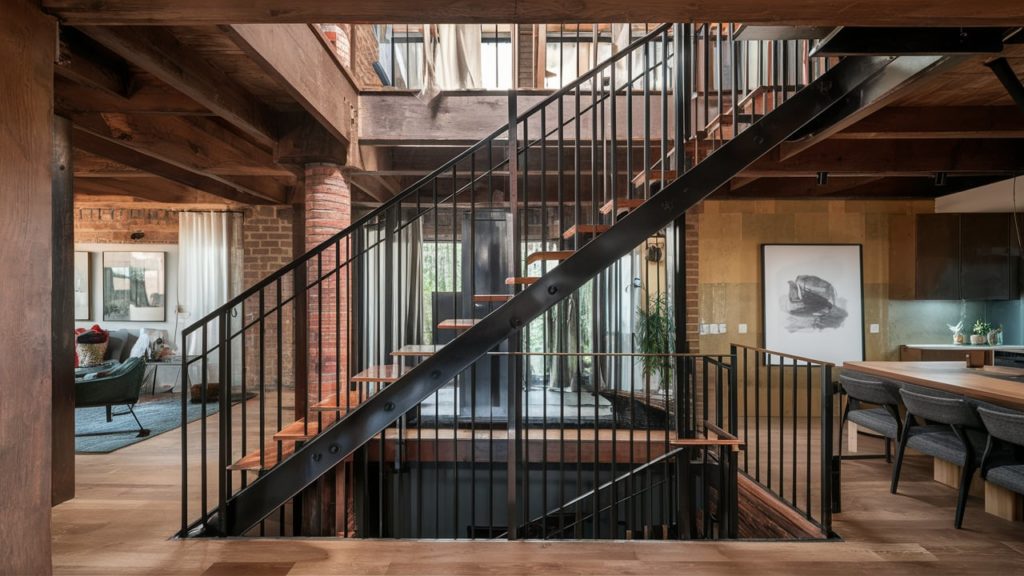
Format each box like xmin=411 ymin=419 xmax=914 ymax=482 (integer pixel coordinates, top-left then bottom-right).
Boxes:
xmin=635 ymin=294 xmax=674 ymax=393
xmin=971 ymin=320 xmax=991 ymax=345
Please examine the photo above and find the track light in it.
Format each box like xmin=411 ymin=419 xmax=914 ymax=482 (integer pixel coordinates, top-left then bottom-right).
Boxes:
xmin=816 ymin=172 xmax=828 ymax=186
xmin=935 ymin=172 xmax=947 ymax=186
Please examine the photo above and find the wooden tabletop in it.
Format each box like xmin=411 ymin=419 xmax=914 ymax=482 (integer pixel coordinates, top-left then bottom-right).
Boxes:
xmin=843 ymin=361 xmax=1024 ymax=410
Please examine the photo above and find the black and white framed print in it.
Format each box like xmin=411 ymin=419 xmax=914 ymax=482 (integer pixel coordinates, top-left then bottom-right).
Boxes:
xmin=762 ymin=244 xmax=864 ymax=365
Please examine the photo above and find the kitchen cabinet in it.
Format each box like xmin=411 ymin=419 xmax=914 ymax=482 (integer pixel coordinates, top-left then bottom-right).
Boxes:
xmin=889 ymin=213 xmax=1021 ymax=300
xmin=915 ymin=213 xmax=961 ymax=300
xmin=960 ymin=213 xmax=1017 ymax=300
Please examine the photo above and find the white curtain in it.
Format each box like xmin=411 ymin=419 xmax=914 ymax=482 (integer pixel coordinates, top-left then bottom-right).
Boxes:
xmin=421 ymin=24 xmax=483 ymax=100
xmin=177 ymin=212 xmax=242 ymax=358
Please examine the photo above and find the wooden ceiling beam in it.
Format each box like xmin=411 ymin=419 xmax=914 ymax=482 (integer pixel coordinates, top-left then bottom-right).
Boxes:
xmin=56 ymin=28 xmax=130 ymax=99
xmin=55 ymin=76 xmax=213 ymax=116
xmin=40 ymin=0 xmax=1024 ymax=26
xmin=226 ymin=24 xmax=357 ymax=146
xmin=74 ymin=176 xmax=236 ymax=205
xmin=715 ymin=175 xmax=1004 ymax=199
xmin=834 ymin=106 xmax=1024 ymax=139
xmin=79 ymin=26 xmax=278 ymax=148
xmin=742 ymin=139 xmax=1024 ymax=177
xmin=70 ymin=112 xmax=294 ymax=177
xmin=73 ymin=129 xmax=288 ymax=204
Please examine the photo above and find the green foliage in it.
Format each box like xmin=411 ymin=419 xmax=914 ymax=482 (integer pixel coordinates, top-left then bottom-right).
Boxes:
xmin=635 ymin=293 xmax=674 ymax=387
xmin=973 ymin=319 xmax=992 ymax=336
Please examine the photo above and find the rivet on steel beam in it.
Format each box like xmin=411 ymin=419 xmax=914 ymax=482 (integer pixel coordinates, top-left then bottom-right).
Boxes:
xmin=384 ymin=401 xmax=396 ymax=411
xmin=547 ymin=285 xmax=558 ymax=295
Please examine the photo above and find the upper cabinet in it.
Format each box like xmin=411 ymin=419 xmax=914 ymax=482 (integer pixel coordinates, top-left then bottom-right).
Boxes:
xmin=890 ymin=213 xmax=1020 ymax=301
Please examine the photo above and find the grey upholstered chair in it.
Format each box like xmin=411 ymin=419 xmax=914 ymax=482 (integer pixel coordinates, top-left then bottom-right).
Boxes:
xmin=977 ymin=406 xmax=1024 ymax=500
xmin=839 ymin=372 xmax=903 ymax=462
xmin=75 ymin=356 xmax=150 ymax=438
xmin=891 ymin=388 xmax=986 ymax=528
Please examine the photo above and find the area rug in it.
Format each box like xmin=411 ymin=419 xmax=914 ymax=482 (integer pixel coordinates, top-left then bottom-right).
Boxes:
xmin=75 ymin=392 xmax=255 ymax=454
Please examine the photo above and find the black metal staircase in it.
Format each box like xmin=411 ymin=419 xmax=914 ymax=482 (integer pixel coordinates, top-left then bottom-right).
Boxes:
xmin=179 ymin=23 xmax=950 ymax=539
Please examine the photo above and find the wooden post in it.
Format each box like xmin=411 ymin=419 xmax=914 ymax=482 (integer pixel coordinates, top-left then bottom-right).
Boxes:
xmin=0 ymin=0 xmax=57 ymax=573
xmin=52 ymin=115 xmax=76 ymax=505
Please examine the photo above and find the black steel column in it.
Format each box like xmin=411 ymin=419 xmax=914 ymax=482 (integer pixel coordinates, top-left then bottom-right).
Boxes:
xmin=506 ymin=89 xmax=522 ymax=539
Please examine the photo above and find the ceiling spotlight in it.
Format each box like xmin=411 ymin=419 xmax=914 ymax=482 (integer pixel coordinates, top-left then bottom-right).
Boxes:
xmin=816 ymin=172 xmax=828 ymax=186
xmin=934 ymin=172 xmax=947 ymax=186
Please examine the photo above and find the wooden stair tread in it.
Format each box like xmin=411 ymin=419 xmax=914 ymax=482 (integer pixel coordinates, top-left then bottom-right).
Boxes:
xmin=392 ymin=344 xmax=444 ymax=357
xmin=561 ymin=224 xmax=610 ymax=240
xmin=525 ymin=250 xmax=575 ymax=265
xmin=312 ymin=390 xmax=366 ymax=412
xmin=505 ymin=276 xmax=539 ymax=285
xmin=599 ymin=198 xmax=645 ymax=215
xmin=352 ymin=364 xmax=410 ymax=383
xmin=273 ymin=411 xmax=341 ymax=442
xmin=437 ymin=318 xmax=480 ymax=330
xmin=473 ymin=294 xmax=513 ymax=303
xmin=631 ymin=170 xmax=678 ymax=187
xmin=228 ymin=443 xmax=294 ymax=471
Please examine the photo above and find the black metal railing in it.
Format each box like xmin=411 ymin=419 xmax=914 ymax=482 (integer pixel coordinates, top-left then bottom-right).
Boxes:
xmin=177 ymin=20 xmax=895 ymax=539
xmin=731 ymin=344 xmax=838 ymax=536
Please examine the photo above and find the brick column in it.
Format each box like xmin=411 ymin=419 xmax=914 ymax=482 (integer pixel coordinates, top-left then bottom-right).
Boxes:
xmin=304 ymin=163 xmax=352 ymax=403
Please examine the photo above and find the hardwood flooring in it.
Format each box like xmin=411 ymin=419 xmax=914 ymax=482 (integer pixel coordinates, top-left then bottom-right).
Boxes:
xmin=51 ymin=402 xmax=1024 ymax=576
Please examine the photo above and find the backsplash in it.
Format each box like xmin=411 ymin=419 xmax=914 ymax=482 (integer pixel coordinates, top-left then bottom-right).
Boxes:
xmin=888 ymin=299 xmax=1023 ymax=346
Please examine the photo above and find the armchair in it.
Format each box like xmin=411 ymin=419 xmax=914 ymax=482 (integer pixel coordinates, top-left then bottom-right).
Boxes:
xmin=75 ymin=356 xmax=150 ymax=437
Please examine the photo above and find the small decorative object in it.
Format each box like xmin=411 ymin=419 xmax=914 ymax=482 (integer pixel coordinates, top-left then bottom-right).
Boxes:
xmin=971 ymin=320 xmax=992 ymax=345
xmin=947 ymin=320 xmax=964 ymax=345
xmin=988 ymin=326 xmax=1003 ymax=346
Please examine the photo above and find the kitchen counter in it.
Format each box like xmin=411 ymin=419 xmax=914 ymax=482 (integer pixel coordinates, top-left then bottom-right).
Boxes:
xmin=902 ymin=344 xmax=1024 ymax=351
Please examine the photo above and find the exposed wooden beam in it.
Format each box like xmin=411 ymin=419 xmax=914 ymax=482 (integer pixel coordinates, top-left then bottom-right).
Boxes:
xmin=74 ymin=129 xmax=287 ymax=204
xmin=56 ymin=28 xmax=129 ymax=98
xmin=719 ymin=176 xmax=886 ymax=198
xmin=71 ymin=112 xmax=293 ymax=177
xmin=55 ymin=76 xmax=213 ymax=116
xmin=80 ymin=26 xmax=278 ymax=148
xmin=742 ymin=139 xmax=1024 ymax=177
xmin=75 ymin=176 xmax=235 ymax=205
xmin=226 ymin=24 xmax=357 ymax=145
xmin=716 ymin=175 xmax=1005 ymax=199
xmin=348 ymin=172 xmax=402 ymax=202
xmin=40 ymin=0 xmax=1024 ymax=26
xmin=835 ymin=106 xmax=1024 ymax=139
xmin=73 ymin=149 xmax=145 ymax=178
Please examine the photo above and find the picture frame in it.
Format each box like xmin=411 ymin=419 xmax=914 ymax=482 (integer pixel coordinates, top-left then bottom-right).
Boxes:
xmin=761 ymin=244 xmax=864 ymax=365
xmin=74 ymin=251 xmax=91 ymax=321
xmin=102 ymin=251 xmax=166 ymax=322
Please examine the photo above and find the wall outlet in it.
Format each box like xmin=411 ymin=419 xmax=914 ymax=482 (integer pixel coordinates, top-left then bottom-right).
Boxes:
xmin=718 ymin=323 xmax=727 ymax=334
xmin=709 ymin=324 xmax=720 ymax=335
xmin=869 ymin=323 xmax=880 ymax=334
xmin=700 ymin=323 xmax=709 ymax=335
xmin=738 ymin=323 xmax=748 ymax=334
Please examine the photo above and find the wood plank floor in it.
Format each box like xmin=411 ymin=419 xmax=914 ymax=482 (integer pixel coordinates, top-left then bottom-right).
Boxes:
xmin=51 ymin=401 xmax=1024 ymax=575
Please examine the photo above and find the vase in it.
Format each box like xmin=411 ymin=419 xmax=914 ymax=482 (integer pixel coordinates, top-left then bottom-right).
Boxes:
xmin=988 ymin=330 xmax=1002 ymax=346
xmin=970 ymin=334 xmax=986 ymax=345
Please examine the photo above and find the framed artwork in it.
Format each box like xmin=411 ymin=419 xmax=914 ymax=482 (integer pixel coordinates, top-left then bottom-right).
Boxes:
xmin=762 ymin=244 xmax=864 ymax=365
xmin=74 ymin=251 xmax=91 ymax=320
xmin=102 ymin=252 xmax=166 ymax=322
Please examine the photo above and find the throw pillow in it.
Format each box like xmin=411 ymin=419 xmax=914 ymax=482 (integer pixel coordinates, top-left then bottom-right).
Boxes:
xmin=77 ymin=341 xmax=108 ymax=367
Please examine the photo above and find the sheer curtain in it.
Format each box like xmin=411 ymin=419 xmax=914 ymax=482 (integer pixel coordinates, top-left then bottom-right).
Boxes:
xmin=177 ymin=212 xmax=242 ymax=359
xmin=420 ymin=24 xmax=483 ymax=99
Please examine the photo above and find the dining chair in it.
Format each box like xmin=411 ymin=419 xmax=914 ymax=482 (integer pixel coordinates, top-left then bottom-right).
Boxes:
xmin=839 ymin=372 xmax=903 ymax=462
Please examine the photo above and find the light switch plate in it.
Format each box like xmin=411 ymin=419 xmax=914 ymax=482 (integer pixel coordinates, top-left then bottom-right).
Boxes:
xmin=709 ymin=324 xmax=720 ymax=335
xmin=700 ymin=323 xmax=709 ymax=335
xmin=869 ymin=323 xmax=880 ymax=334
xmin=738 ymin=323 xmax=748 ymax=334
xmin=718 ymin=323 xmax=727 ymax=333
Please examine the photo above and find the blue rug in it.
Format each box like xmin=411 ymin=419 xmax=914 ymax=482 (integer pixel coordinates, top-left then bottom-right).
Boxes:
xmin=74 ymin=392 xmax=253 ymax=454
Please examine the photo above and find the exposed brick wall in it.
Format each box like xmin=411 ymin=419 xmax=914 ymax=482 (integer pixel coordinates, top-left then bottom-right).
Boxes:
xmin=304 ymin=164 xmax=353 ymax=398
xmin=74 ymin=208 xmax=179 ymax=244
xmin=352 ymin=25 xmax=383 ymax=88
xmin=684 ymin=205 xmax=701 ymax=354
xmin=241 ymin=205 xmax=297 ymax=392
xmin=320 ymin=24 xmax=352 ymax=69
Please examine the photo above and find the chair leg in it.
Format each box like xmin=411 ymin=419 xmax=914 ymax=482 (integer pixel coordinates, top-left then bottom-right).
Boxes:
xmin=890 ymin=426 xmax=911 ymax=494
xmin=954 ymin=461 xmax=977 ymax=529
xmin=126 ymin=404 xmax=150 ymax=438
xmin=884 ymin=437 xmax=892 ymax=464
